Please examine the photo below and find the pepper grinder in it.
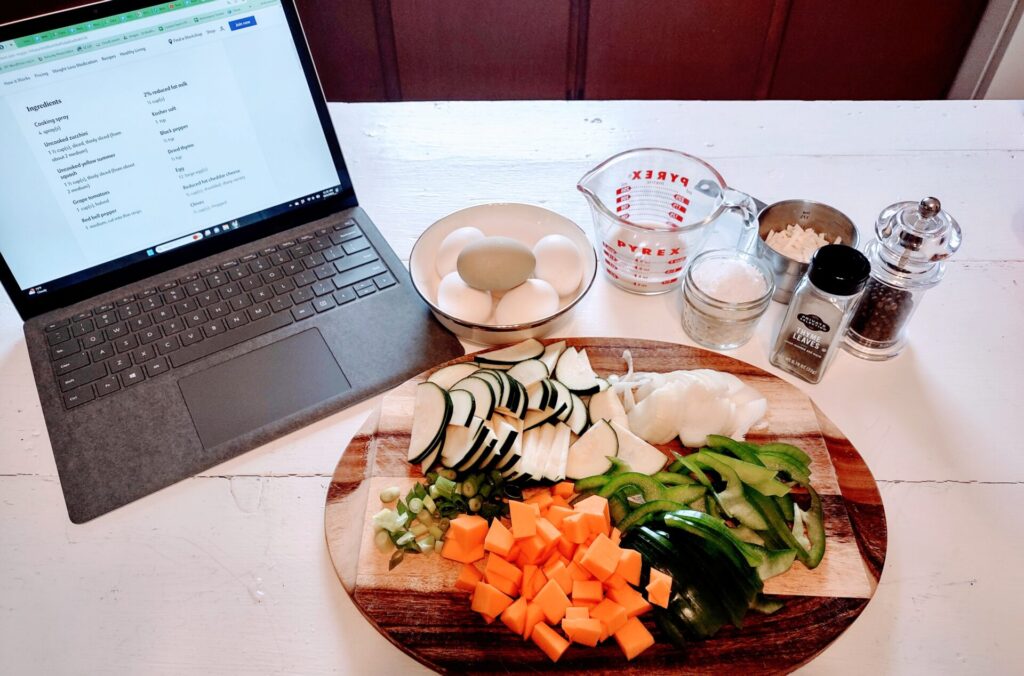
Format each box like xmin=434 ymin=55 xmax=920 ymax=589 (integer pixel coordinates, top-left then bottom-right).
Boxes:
xmin=844 ymin=197 xmax=962 ymax=360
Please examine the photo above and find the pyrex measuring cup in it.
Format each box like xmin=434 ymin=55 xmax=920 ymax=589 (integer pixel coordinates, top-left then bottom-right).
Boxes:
xmin=577 ymin=148 xmax=759 ymax=294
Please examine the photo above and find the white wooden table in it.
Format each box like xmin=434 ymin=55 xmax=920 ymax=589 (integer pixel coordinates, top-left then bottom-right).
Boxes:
xmin=2 ymin=101 xmax=1023 ymax=674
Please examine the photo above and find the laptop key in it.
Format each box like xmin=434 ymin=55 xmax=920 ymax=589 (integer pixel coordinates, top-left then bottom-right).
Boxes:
xmin=311 ymin=236 xmax=331 ymax=252
xmin=335 ymin=250 xmax=378 ymax=273
xmin=269 ymin=296 xmax=293 ymax=312
xmin=47 ymin=327 xmax=71 ymax=345
xmin=312 ymin=295 xmax=336 ymax=313
xmin=302 ymin=252 xmax=326 ymax=269
xmin=116 ymin=295 xmax=136 ymax=306
xmin=312 ymin=280 xmax=333 ymax=296
xmin=153 ymin=307 xmax=175 ymax=322
xmin=241 ymin=253 xmax=258 ymax=263
xmin=129 ymin=315 xmax=152 ymax=331
xmin=144 ymin=357 xmax=169 ymax=378
xmin=132 ymin=345 xmax=155 ymax=363
xmin=269 ymin=251 xmax=290 ymax=265
xmin=291 ymin=287 xmax=314 ymax=304
xmin=184 ymin=310 xmax=208 ymax=328
xmin=141 ymin=295 xmax=163 ymax=311
xmin=117 ymin=303 xmax=140 ymax=320
xmin=196 ymin=291 xmax=219 ymax=306
xmin=174 ymin=299 xmax=199 ymax=314
xmin=51 ymin=339 xmax=81 ymax=361
xmin=90 ymin=343 xmax=114 ymax=361
xmin=202 ymin=319 xmax=227 ymax=338
xmin=207 ymin=272 xmax=228 ymax=288
xmin=160 ymin=318 xmax=185 ymax=335
xmin=71 ymin=319 xmax=94 ymax=337
xmin=80 ymin=331 xmax=104 ymax=348
xmin=163 ymin=288 xmax=185 ymax=303
xmin=323 ymin=245 xmax=345 ymax=261
xmin=343 ymin=238 xmax=372 ymax=255
xmin=282 ymin=261 xmax=303 ymax=275
xmin=59 ymin=362 xmax=106 ymax=391
xmin=330 ymin=227 xmax=361 ymax=245
xmin=45 ymin=319 xmax=71 ymax=332
xmin=95 ymin=311 xmax=117 ymax=327
xmin=107 ymin=354 xmax=132 ymax=373
xmin=251 ymin=287 xmax=273 ymax=303
xmin=241 ymin=277 xmax=261 ymax=291
xmin=139 ymin=288 xmax=156 ymax=298
xmin=332 ymin=261 xmax=387 ymax=289
xmin=54 ymin=352 xmax=90 ymax=375
xmin=121 ymin=366 xmax=145 ymax=387
xmin=355 ymin=281 xmax=377 ymax=298
xmin=226 ymin=311 xmax=249 ymax=329
xmin=104 ymin=323 xmax=127 ymax=340
xmin=219 ymin=283 xmax=241 ymax=298
xmin=180 ymin=328 xmax=204 ymax=346
xmin=229 ymin=295 xmax=253 ymax=311
xmin=272 ymin=279 xmax=295 ymax=295
xmin=138 ymin=327 xmax=162 ymax=344
xmin=169 ymin=311 xmax=292 ymax=368
xmin=374 ymin=273 xmax=397 ymax=290
xmin=208 ymin=302 xmax=230 ymax=318
xmin=228 ymin=266 xmax=248 ymax=280
xmin=73 ymin=310 xmax=93 ymax=320
xmin=294 ymin=270 xmax=317 ymax=287
xmin=247 ymin=303 xmax=271 ymax=321
xmin=291 ymin=303 xmax=315 ymax=321
xmin=297 ymin=234 xmax=315 ymax=243
xmin=96 ymin=376 xmax=121 ymax=397
xmin=63 ymin=385 xmax=95 ymax=409
xmin=114 ymin=335 xmax=139 ymax=353
xmin=314 ymin=264 xmax=335 ymax=280
xmin=333 ymin=288 xmax=357 ymax=305
xmin=157 ymin=335 xmax=181 ymax=354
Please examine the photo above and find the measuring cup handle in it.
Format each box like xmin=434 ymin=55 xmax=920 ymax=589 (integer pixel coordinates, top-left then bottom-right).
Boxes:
xmin=722 ymin=188 xmax=759 ymax=253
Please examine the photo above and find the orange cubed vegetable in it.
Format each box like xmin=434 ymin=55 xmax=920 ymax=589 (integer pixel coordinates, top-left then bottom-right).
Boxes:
xmin=613 ymin=616 xmax=655 ymax=660
xmin=440 ymin=538 xmax=485 ymax=564
xmin=616 ymin=549 xmax=642 ymax=586
xmin=542 ymin=552 xmax=567 ymax=574
xmin=531 ymin=622 xmax=570 ymax=663
xmin=609 ymin=527 xmax=622 ymax=546
xmin=603 ymin=572 xmax=629 ymax=591
xmin=562 ymin=513 xmax=590 ymax=544
xmin=455 ymin=563 xmax=483 ymax=591
xmin=536 ymin=517 xmax=562 ymax=546
xmin=549 ymin=495 xmax=571 ymax=509
xmin=545 ymin=505 xmax=574 ymax=529
xmin=580 ymin=533 xmax=622 ymax=581
xmin=485 ymin=553 xmax=524 ymax=586
xmin=506 ymin=542 xmax=522 ymax=561
xmin=565 ymin=606 xmax=590 ymax=620
xmin=607 ymin=585 xmax=652 ymax=618
xmin=471 ymin=582 xmax=514 ymax=618
xmin=533 ymin=578 xmax=572 ymax=624
xmin=517 ymin=534 xmax=548 ymax=564
xmin=449 ymin=514 xmax=489 ymax=545
xmin=547 ymin=561 xmax=574 ymax=595
xmin=566 ymin=561 xmax=592 ymax=582
xmin=500 ymin=596 xmax=528 ymax=636
xmin=590 ymin=598 xmax=628 ymax=639
xmin=646 ymin=568 xmax=672 ymax=608
xmin=552 ymin=481 xmax=575 ymax=498
xmin=562 ymin=618 xmax=603 ymax=648
xmin=484 ymin=569 xmax=519 ymax=597
xmin=483 ymin=519 xmax=515 ymax=558
xmin=556 ymin=537 xmax=576 ymax=559
xmin=524 ymin=569 xmax=547 ymax=601
xmin=573 ymin=495 xmax=611 ymax=536
xmin=526 ymin=491 xmax=554 ymax=512
xmin=522 ymin=564 xmax=539 ymax=593
xmin=509 ymin=500 xmax=538 ymax=539
xmin=572 ymin=579 xmax=603 ymax=604
xmin=523 ymin=601 xmax=545 ymax=639
xmin=480 ymin=613 xmax=496 ymax=624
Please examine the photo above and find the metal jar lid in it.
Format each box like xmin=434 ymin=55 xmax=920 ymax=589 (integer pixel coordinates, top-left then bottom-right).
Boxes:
xmin=875 ymin=197 xmax=962 ymax=272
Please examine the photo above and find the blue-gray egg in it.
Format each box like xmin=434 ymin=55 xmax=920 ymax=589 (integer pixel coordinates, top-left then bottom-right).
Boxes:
xmin=456 ymin=237 xmax=536 ymax=291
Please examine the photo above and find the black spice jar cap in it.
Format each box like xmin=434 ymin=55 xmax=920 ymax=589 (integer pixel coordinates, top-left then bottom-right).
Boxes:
xmin=808 ymin=244 xmax=871 ymax=296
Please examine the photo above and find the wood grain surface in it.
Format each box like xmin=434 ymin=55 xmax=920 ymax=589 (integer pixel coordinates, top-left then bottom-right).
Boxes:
xmin=325 ymin=338 xmax=887 ymax=674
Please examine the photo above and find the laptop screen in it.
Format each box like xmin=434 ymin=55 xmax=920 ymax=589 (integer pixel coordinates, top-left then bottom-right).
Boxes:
xmin=0 ymin=0 xmax=345 ymax=303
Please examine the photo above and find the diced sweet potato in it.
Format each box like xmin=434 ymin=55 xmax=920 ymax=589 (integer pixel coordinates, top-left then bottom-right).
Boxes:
xmin=606 ymin=585 xmax=652 ymax=618
xmin=613 ymin=616 xmax=655 ymax=660
xmin=616 ymin=548 xmax=642 ymax=586
xmin=562 ymin=618 xmax=603 ymax=647
xmin=448 ymin=514 xmax=489 ymax=545
xmin=552 ymin=481 xmax=575 ymax=499
xmin=483 ymin=519 xmax=515 ymax=558
xmin=565 ymin=606 xmax=590 ymax=620
xmin=531 ymin=622 xmax=570 ymax=663
xmin=646 ymin=568 xmax=672 ymax=608
xmin=573 ymin=495 xmax=611 ymax=536
xmin=535 ymin=517 xmax=562 ymax=546
xmin=484 ymin=569 xmax=519 ymax=597
xmin=547 ymin=561 xmax=573 ymax=595
xmin=526 ymin=491 xmax=554 ymax=512
xmin=509 ymin=500 xmax=538 ymax=539
xmin=440 ymin=538 xmax=485 ymax=564
xmin=485 ymin=552 xmax=524 ymax=586
xmin=566 ymin=561 xmax=592 ymax=582
xmin=501 ymin=596 xmax=528 ymax=636
xmin=572 ymin=579 xmax=603 ymax=605
xmin=533 ymin=578 xmax=572 ymax=624
xmin=580 ymin=533 xmax=622 ymax=581
xmin=590 ymin=598 xmax=628 ymax=639
xmin=455 ymin=563 xmax=483 ymax=592
xmin=523 ymin=601 xmax=545 ymax=639
xmin=545 ymin=505 xmax=574 ymax=529
xmin=471 ymin=582 xmax=514 ymax=618
xmin=562 ymin=513 xmax=590 ymax=544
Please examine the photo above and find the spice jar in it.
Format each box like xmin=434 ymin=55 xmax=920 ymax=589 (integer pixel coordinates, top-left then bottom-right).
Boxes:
xmin=681 ymin=249 xmax=774 ymax=350
xmin=770 ymin=244 xmax=870 ymax=384
xmin=844 ymin=197 xmax=962 ymax=360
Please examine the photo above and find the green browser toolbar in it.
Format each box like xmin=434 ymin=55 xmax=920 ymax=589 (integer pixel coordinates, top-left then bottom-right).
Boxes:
xmin=1 ymin=0 xmax=277 ymax=75
xmin=14 ymin=0 xmax=219 ymax=47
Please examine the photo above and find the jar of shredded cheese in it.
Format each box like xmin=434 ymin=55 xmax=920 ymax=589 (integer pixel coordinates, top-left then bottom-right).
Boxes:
xmin=681 ymin=249 xmax=775 ymax=350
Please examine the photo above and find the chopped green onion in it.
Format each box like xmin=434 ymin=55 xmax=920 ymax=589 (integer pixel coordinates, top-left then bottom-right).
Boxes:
xmin=374 ymin=529 xmax=393 ymax=552
xmin=395 ymin=532 xmax=415 ymax=547
xmin=468 ymin=496 xmax=482 ymax=512
xmin=379 ymin=486 xmax=401 ymax=503
xmin=408 ymin=497 xmax=424 ymax=514
xmin=422 ymin=495 xmax=437 ymax=513
xmin=409 ymin=521 xmax=428 ymax=537
xmin=428 ymin=525 xmax=443 ymax=540
xmin=437 ymin=468 xmax=457 ymax=481
xmin=462 ymin=478 xmax=479 ymax=498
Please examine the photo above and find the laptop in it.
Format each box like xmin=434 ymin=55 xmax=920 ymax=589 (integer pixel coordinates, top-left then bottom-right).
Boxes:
xmin=0 ymin=0 xmax=463 ymax=523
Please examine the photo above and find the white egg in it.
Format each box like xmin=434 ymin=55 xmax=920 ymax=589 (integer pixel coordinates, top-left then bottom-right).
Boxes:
xmin=436 ymin=227 xmax=485 ymax=277
xmin=436 ymin=272 xmax=492 ymax=323
xmin=494 ymin=279 xmax=559 ymax=325
xmin=533 ymin=234 xmax=583 ymax=296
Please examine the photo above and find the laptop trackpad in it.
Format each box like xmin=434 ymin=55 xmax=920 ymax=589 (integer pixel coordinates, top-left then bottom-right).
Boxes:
xmin=178 ymin=328 xmax=351 ymax=449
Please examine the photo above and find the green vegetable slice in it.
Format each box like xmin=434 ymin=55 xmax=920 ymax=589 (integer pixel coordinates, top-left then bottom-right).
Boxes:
xmin=616 ymin=499 xmax=686 ymax=532
xmin=661 ymin=510 xmax=766 ymax=567
xmin=754 ymin=442 xmax=812 ymax=467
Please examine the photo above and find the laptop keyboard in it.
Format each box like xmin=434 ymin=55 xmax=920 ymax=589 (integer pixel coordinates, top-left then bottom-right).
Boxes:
xmin=43 ymin=220 xmax=397 ymax=410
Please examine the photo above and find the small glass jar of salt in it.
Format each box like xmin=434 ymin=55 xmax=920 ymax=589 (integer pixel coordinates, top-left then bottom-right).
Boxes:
xmin=681 ymin=249 xmax=775 ymax=350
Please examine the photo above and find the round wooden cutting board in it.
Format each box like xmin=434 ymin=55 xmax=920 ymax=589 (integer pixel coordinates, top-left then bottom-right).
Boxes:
xmin=325 ymin=338 xmax=887 ymax=674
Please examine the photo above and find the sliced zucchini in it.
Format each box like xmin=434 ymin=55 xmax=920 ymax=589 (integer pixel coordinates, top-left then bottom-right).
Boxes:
xmin=440 ymin=417 xmax=486 ymax=468
xmin=567 ymin=393 xmax=588 ymax=435
xmin=565 ymin=419 xmax=619 ymax=480
xmin=450 ymin=376 xmax=496 ymax=420
xmin=555 ymin=347 xmax=601 ymax=395
xmin=542 ymin=423 xmax=572 ymax=481
xmin=407 ymin=382 xmax=452 ymax=463
xmin=458 ymin=425 xmax=496 ymax=472
xmin=524 ymin=405 xmax=564 ymax=431
xmin=427 ymin=362 xmax=479 ymax=389
xmin=539 ymin=340 xmax=566 ymax=373
xmin=548 ymin=380 xmax=574 ymax=422
xmin=526 ymin=381 xmax=548 ymax=411
xmin=448 ymin=389 xmax=476 ymax=427
xmin=474 ymin=339 xmax=545 ymax=365
xmin=473 ymin=370 xmax=505 ymax=406
xmin=609 ymin=420 xmax=668 ymax=475
xmin=506 ymin=359 xmax=549 ymax=388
